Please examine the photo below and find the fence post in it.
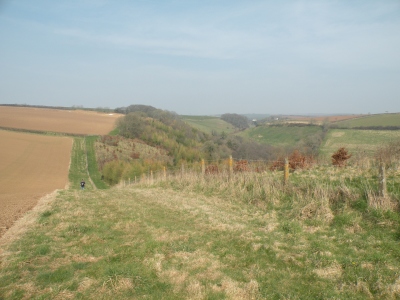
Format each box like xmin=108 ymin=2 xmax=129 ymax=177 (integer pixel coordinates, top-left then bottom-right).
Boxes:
xmin=163 ymin=166 xmax=167 ymax=181
xmin=229 ymin=156 xmax=233 ymax=177
xmin=379 ymin=163 xmax=387 ymax=198
xmin=284 ymin=157 xmax=289 ymax=185
xmin=201 ymin=159 xmax=205 ymax=176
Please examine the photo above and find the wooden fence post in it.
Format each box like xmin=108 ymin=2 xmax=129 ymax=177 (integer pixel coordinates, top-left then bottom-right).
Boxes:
xmin=201 ymin=159 xmax=205 ymax=176
xmin=379 ymin=163 xmax=387 ymax=198
xmin=229 ymin=155 xmax=233 ymax=177
xmin=284 ymin=157 xmax=289 ymax=185
xmin=163 ymin=166 xmax=167 ymax=181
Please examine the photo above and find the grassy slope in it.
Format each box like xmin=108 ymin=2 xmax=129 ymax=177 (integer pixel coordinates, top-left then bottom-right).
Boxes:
xmin=181 ymin=115 xmax=236 ymax=135
xmin=1 ymin=136 xmax=400 ymax=298
xmin=321 ymin=129 xmax=400 ymax=158
xmin=238 ymin=125 xmax=322 ymax=147
xmin=334 ymin=113 xmax=400 ymax=128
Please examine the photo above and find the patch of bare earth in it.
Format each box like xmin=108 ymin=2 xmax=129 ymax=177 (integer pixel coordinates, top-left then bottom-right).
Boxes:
xmin=0 ymin=106 xmax=122 ymax=135
xmin=0 ymin=130 xmax=72 ymax=238
xmin=0 ymin=190 xmax=59 ymax=263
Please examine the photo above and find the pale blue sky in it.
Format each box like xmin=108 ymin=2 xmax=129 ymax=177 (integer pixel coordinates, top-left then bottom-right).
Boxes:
xmin=1 ymin=0 xmax=399 ymax=115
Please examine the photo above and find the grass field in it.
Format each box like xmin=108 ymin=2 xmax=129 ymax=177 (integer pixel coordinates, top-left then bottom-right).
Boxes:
xmin=1 ymin=134 xmax=400 ymax=298
xmin=0 ymin=106 xmax=122 ymax=135
xmin=181 ymin=115 xmax=236 ymax=135
xmin=238 ymin=125 xmax=322 ymax=147
xmin=0 ymin=129 xmax=72 ymax=237
xmin=321 ymin=129 xmax=400 ymax=159
xmin=334 ymin=113 xmax=400 ymax=128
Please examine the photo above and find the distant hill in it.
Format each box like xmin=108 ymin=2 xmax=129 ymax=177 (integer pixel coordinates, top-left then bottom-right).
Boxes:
xmin=333 ymin=113 xmax=400 ymax=129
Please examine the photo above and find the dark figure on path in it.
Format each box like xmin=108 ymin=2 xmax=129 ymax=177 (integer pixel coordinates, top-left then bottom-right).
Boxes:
xmin=80 ymin=179 xmax=85 ymax=190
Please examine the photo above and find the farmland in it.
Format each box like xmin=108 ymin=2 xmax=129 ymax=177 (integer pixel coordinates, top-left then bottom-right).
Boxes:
xmin=333 ymin=113 xmax=400 ymax=128
xmin=0 ymin=106 xmax=122 ymax=135
xmin=181 ymin=115 xmax=236 ymax=134
xmin=0 ymin=106 xmax=122 ymax=237
xmin=320 ymin=129 xmax=400 ymax=158
xmin=0 ymin=130 xmax=72 ymax=236
xmin=237 ymin=125 xmax=322 ymax=148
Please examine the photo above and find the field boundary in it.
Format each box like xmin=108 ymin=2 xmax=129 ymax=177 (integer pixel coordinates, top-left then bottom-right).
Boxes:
xmin=0 ymin=126 xmax=87 ymax=137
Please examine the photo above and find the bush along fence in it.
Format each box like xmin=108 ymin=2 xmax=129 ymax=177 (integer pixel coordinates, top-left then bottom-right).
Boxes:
xmin=116 ymin=154 xmax=399 ymax=211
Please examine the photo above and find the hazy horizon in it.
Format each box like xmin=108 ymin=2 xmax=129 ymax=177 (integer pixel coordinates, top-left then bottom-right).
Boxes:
xmin=1 ymin=1 xmax=399 ymax=116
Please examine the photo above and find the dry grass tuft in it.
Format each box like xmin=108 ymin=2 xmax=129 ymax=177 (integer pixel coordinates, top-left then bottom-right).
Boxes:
xmin=54 ymin=290 xmax=76 ymax=299
xmin=78 ymin=277 xmax=97 ymax=292
xmin=388 ymin=277 xmax=400 ymax=295
xmin=186 ymin=280 xmax=206 ymax=299
xmin=221 ymin=278 xmax=260 ymax=300
xmin=367 ymin=192 xmax=396 ymax=211
xmin=101 ymin=275 xmax=133 ymax=293
xmin=354 ymin=280 xmax=374 ymax=299
xmin=300 ymin=201 xmax=334 ymax=223
xmin=313 ymin=262 xmax=342 ymax=279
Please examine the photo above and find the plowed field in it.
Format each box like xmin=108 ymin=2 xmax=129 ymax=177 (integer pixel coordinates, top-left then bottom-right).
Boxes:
xmin=0 ymin=130 xmax=73 ymax=236
xmin=0 ymin=106 xmax=122 ymax=135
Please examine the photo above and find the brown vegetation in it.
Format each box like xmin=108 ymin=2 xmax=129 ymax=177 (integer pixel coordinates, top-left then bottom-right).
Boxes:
xmin=332 ymin=147 xmax=352 ymax=167
xmin=270 ymin=150 xmax=314 ymax=171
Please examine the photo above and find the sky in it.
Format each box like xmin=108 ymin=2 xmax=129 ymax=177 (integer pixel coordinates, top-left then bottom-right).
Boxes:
xmin=0 ymin=0 xmax=399 ymax=116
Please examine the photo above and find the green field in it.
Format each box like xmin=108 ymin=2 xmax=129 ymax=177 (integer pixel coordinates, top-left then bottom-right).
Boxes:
xmin=181 ymin=115 xmax=236 ymax=135
xmin=321 ymin=129 xmax=400 ymax=158
xmin=334 ymin=113 xmax=400 ymax=128
xmin=238 ymin=125 xmax=322 ymax=147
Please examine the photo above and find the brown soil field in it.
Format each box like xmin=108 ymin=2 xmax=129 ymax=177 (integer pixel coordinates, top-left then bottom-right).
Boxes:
xmin=285 ymin=114 xmax=365 ymax=123
xmin=0 ymin=106 xmax=123 ymax=135
xmin=0 ymin=130 xmax=73 ymax=237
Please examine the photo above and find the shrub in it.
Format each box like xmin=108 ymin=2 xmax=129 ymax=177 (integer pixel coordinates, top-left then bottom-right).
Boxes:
xmin=269 ymin=150 xmax=314 ymax=171
xmin=331 ymin=147 xmax=352 ymax=167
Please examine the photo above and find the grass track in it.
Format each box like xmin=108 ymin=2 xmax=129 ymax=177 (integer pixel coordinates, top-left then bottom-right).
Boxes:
xmin=85 ymin=136 xmax=109 ymax=189
xmin=68 ymin=137 xmax=94 ymax=191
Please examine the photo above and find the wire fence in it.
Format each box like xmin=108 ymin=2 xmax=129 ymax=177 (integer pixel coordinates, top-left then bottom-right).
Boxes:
xmin=117 ymin=155 xmax=398 ymax=201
